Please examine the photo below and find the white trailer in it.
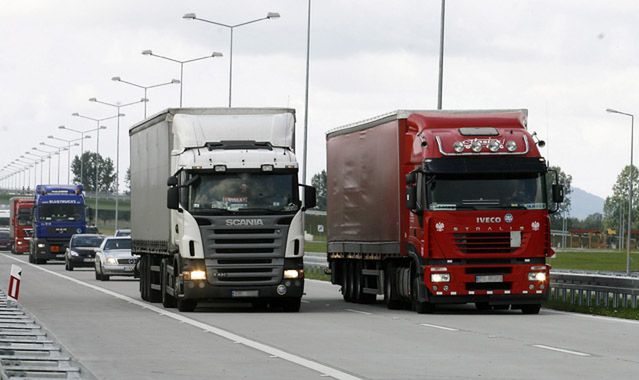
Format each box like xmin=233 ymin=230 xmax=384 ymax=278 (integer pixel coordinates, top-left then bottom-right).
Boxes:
xmin=129 ymin=108 xmax=316 ymax=312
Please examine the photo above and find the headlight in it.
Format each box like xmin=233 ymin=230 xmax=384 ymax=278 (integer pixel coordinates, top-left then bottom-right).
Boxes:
xmin=453 ymin=141 xmax=464 ymax=153
xmin=37 ymin=243 xmax=45 ymax=248
xmin=76 ymin=228 xmax=82 ymax=233
xmin=190 ymin=270 xmax=207 ymax=280
xmin=69 ymin=250 xmax=79 ymax=257
xmin=528 ymin=272 xmax=547 ymax=282
xmin=506 ymin=140 xmax=517 ymax=152
xmin=431 ymin=273 xmax=451 ymax=283
xmin=17 ymin=241 xmax=22 ymax=245
xmin=284 ymin=269 xmax=303 ymax=279
xmin=106 ymin=257 xmax=119 ymax=265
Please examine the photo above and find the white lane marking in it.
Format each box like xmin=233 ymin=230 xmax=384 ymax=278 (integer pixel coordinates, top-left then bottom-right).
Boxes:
xmin=544 ymin=309 xmax=639 ymax=325
xmin=419 ymin=323 xmax=459 ymax=332
xmin=532 ymin=344 xmax=591 ymax=357
xmin=344 ymin=309 xmax=372 ymax=315
xmin=4 ymin=255 xmax=362 ymax=380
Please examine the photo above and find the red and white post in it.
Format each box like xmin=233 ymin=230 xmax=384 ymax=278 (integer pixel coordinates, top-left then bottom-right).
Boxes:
xmin=7 ymin=264 xmax=22 ymax=302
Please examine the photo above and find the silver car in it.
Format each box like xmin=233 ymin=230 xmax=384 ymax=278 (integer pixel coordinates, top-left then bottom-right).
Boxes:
xmin=94 ymin=236 xmax=138 ymax=281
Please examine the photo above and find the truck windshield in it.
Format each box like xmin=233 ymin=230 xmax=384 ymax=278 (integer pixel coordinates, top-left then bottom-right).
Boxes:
xmin=427 ymin=173 xmax=546 ymax=210
xmin=71 ymin=235 xmax=104 ymax=248
xmin=18 ymin=209 xmax=32 ymax=226
xmin=38 ymin=204 xmax=84 ymax=221
xmin=189 ymin=172 xmax=299 ymax=214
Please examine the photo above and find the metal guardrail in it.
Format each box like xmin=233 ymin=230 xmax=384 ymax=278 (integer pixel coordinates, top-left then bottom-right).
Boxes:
xmin=550 ymin=270 xmax=639 ymax=309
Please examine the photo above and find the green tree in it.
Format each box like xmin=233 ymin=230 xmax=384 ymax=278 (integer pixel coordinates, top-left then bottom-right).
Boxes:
xmin=311 ymin=170 xmax=327 ymax=211
xmin=547 ymin=165 xmax=572 ymax=230
xmin=603 ymin=165 xmax=639 ymax=231
xmin=124 ymin=167 xmax=131 ymax=195
xmin=71 ymin=151 xmax=116 ymax=193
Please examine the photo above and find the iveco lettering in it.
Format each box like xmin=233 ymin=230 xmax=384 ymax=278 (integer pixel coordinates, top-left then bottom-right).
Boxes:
xmin=326 ymin=110 xmax=564 ymax=314
xmin=130 ymin=108 xmax=316 ymax=312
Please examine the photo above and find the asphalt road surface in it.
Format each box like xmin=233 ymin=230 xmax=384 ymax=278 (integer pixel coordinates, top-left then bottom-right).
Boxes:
xmin=0 ymin=251 xmax=638 ymax=380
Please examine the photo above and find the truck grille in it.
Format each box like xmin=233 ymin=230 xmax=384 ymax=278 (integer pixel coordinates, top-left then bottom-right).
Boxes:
xmin=46 ymin=227 xmax=76 ymax=235
xmin=453 ymin=232 xmax=525 ymax=254
xmin=201 ymin=222 xmax=288 ymax=286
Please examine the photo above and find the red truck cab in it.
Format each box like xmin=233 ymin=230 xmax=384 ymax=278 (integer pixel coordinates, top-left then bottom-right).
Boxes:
xmin=326 ymin=110 xmax=564 ymax=314
xmin=9 ymin=197 xmax=34 ymax=254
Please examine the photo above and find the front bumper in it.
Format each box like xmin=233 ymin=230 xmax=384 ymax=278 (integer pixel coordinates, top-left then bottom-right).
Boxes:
xmin=181 ymin=278 xmax=304 ymax=301
xmin=102 ymin=263 xmax=137 ymax=276
xmin=68 ymin=255 xmax=96 ymax=267
xmin=13 ymin=240 xmax=29 ymax=253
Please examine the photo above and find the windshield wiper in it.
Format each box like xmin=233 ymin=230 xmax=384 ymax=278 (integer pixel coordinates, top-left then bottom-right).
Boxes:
xmin=481 ymin=205 xmax=528 ymax=210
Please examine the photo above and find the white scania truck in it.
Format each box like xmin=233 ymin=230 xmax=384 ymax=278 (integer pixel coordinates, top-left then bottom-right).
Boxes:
xmin=129 ymin=108 xmax=316 ymax=312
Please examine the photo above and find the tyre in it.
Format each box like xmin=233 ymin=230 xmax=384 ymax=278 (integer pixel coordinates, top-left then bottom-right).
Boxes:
xmin=281 ymin=298 xmax=302 ymax=312
xmin=161 ymin=260 xmax=176 ymax=308
xmin=384 ymin=266 xmax=403 ymax=310
xmin=139 ymin=256 xmax=148 ymax=301
xmin=177 ymin=298 xmax=197 ymax=312
xmin=412 ymin=275 xmax=434 ymax=314
xmin=351 ymin=261 xmax=362 ymax=302
xmin=28 ymin=253 xmax=35 ymax=264
xmin=65 ymin=260 xmax=74 ymax=271
xmin=521 ymin=304 xmax=541 ymax=315
xmin=341 ymin=261 xmax=352 ymax=302
xmin=356 ymin=261 xmax=376 ymax=304
xmin=475 ymin=302 xmax=491 ymax=311
xmin=95 ymin=269 xmax=101 ymax=280
xmin=101 ymin=274 xmax=110 ymax=281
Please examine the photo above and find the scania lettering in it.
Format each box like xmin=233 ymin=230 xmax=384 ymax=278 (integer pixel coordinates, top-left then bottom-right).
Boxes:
xmin=130 ymin=108 xmax=316 ymax=312
xmin=30 ymin=185 xmax=87 ymax=264
xmin=326 ymin=110 xmax=563 ymax=314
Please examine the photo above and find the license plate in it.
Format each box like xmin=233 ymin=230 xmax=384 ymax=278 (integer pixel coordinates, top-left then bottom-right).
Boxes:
xmin=476 ymin=275 xmax=503 ymax=283
xmin=84 ymin=258 xmax=95 ymax=262
xmin=56 ymin=254 xmax=65 ymax=258
xmin=231 ymin=290 xmax=259 ymax=298
xmin=123 ymin=265 xmax=135 ymax=271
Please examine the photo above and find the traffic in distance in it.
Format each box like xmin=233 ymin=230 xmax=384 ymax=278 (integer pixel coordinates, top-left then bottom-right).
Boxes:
xmin=1 ymin=107 xmax=563 ymax=315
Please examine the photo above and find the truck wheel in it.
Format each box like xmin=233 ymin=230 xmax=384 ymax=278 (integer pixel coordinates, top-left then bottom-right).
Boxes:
xmin=161 ymin=261 xmax=177 ymax=308
xmin=356 ymin=261 xmax=376 ymax=304
xmin=412 ymin=275 xmax=434 ymax=314
xmin=177 ymin=298 xmax=197 ymax=312
xmin=341 ymin=261 xmax=353 ymax=302
xmin=101 ymin=275 xmax=110 ymax=281
xmin=28 ymin=253 xmax=35 ymax=264
xmin=139 ymin=256 xmax=148 ymax=300
xmin=351 ymin=261 xmax=363 ymax=302
xmin=521 ymin=304 xmax=541 ymax=314
xmin=384 ymin=267 xmax=403 ymax=310
xmin=281 ymin=298 xmax=302 ymax=312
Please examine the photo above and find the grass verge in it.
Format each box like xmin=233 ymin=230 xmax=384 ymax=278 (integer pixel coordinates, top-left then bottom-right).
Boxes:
xmin=544 ymin=299 xmax=639 ymax=321
xmin=549 ymin=250 xmax=639 ymax=272
xmin=305 ymin=240 xmax=326 ymax=253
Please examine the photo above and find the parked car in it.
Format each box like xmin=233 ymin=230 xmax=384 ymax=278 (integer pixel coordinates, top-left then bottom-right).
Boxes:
xmin=95 ymin=236 xmax=138 ymax=281
xmin=114 ymin=229 xmax=131 ymax=237
xmin=0 ymin=230 xmax=12 ymax=251
xmin=65 ymin=234 xmax=105 ymax=271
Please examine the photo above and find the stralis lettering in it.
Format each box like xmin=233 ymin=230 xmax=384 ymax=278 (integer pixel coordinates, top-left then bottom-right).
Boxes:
xmin=225 ymin=219 xmax=264 ymax=226
xmin=476 ymin=216 xmax=502 ymax=223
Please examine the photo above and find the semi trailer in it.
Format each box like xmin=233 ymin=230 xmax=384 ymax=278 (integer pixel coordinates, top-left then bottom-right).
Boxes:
xmin=326 ymin=110 xmax=563 ymax=314
xmin=129 ymin=108 xmax=316 ymax=312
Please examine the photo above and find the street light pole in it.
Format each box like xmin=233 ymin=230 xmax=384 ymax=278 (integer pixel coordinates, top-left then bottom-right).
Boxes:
xmin=48 ymin=135 xmax=85 ymax=184
xmin=112 ymin=77 xmax=179 ymax=118
xmin=25 ymin=151 xmax=46 ymax=184
xmin=71 ymin=113 xmax=120 ymax=225
xmin=302 ymin=0 xmax=311 ymax=185
xmin=141 ymin=50 xmax=223 ymax=107
xmin=183 ymin=11 xmax=280 ymax=107
xmin=89 ymin=97 xmax=145 ymax=230
xmin=33 ymin=147 xmax=58 ymax=183
xmin=437 ymin=0 xmax=446 ymax=110
xmin=607 ymin=108 xmax=635 ymax=275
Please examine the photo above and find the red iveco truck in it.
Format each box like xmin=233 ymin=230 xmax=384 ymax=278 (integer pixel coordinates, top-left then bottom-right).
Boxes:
xmin=9 ymin=197 xmax=34 ymax=254
xmin=326 ymin=110 xmax=564 ymax=314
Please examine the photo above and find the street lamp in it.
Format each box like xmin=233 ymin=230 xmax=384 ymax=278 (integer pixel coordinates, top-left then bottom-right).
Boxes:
xmin=71 ymin=112 xmax=121 ymax=224
xmin=25 ymin=151 xmax=47 ymax=184
xmin=33 ymin=147 xmax=58 ymax=184
xmin=302 ymin=0 xmax=311 ymax=185
xmin=89 ymin=97 xmax=145 ymax=230
xmin=183 ymin=11 xmax=279 ymax=107
xmin=606 ymin=108 xmax=635 ymax=275
xmin=437 ymin=0 xmax=446 ymax=110
xmin=20 ymin=155 xmax=39 ymax=188
xmin=141 ymin=50 xmax=223 ymax=107
xmin=40 ymin=142 xmax=68 ymax=184
xmin=48 ymin=134 xmax=86 ymax=184
xmin=112 ymin=77 xmax=179 ymax=118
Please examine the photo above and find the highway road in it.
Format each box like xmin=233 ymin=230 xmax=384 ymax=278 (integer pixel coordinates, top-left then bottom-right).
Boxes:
xmin=0 ymin=251 xmax=638 ymax=380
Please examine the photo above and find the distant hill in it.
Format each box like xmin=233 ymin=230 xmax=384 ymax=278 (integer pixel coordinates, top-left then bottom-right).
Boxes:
xmin=570 ymin=187 xmax=604 ymax=220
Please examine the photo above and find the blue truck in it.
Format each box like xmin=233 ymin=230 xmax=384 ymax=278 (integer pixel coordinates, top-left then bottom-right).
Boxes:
xmin=29 ymin=185 xmax=87 ymax=264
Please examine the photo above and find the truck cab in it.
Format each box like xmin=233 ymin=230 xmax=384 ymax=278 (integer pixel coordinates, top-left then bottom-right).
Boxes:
xmin=30 ymin=185 xmax=86 ymax=264
xmin=9 ymin=197 xmax=34 ymax=254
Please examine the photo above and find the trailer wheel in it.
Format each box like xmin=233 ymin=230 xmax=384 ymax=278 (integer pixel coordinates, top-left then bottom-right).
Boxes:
xmin=384 ymin=266 xmax=403 ymax=310
xmin=341 ymin=261 xmax=353 ymax=302
xmin=161 ymin=260 xmax=176 ymax=308
xmin=520 ymin=304 xmax=541 ymax=314
xmin=351 ymin=261 xmax=363 ymax=302
xmin=354 ymin=261 xmax=376 ymax=304
xmin=139 ymin=255 xmax=149 ymax=301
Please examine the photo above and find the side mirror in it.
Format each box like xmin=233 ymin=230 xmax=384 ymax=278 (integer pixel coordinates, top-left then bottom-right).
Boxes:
xmin=303 ymin=185 xmax=317 ymax=209
xmin=167 ymin=187 xmax=180 ymax=210
xmin=406 ymin=186 xmax=417 ymax=210
xmin=552 ymin=184 xmax=565 ymax=203
xmin=167 ymin=176 xmax=178 ymax=187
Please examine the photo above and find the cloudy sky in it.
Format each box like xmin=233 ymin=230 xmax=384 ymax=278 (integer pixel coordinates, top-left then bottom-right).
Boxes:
xmin=1 ymin=0 xmax=638 ymax=201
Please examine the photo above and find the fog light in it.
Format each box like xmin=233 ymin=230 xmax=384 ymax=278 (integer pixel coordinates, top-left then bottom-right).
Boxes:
xmin=284 ymin=269 xmax=301 ymax=279
xmin=261 ymin=164 xmax=274 ymax=172
xmin=432 ymin=285 xmax=438 ymax=291
xmin=453 ymin=141 xmax=464 ymax=153
xmin=443 ymin=285 xmax=449 ymax=291
xmin=471 ymin=141 xmax=482 ymax=152
xmin=488 ymin=140 xmax=500 ymax=152
xmin=277 ymin=284 xmax=287 ymax=295
xmin=528 ymin=272 xmax=547 ymax=282
xmin=506 ymin=140 xmax=517 ymax=152
xmin=431 ymin=273 xmax=451 ymax=282
xmin=190 ymin=270 xmax=207 ymax=281
xmin=529 ymin=284 xmax=535 ymax=290
xmin=214 ymin=165 xmax=227 ymax=172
